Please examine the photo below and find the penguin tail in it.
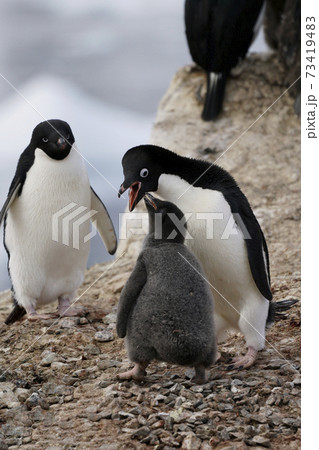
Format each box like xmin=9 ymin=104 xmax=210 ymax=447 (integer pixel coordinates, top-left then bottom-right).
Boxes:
xmin=202 ymin=72 xmax=227 ymax=121
xmin=266 ymin=298 xmax=299 ymax=328
xmin=5 ymin=303 xmax=26 ymax=325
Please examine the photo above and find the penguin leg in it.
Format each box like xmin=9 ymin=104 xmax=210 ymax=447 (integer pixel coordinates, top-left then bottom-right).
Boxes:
xmin=192 ymin=365 xmax=208 ymax=385
xmin=57 ymin=295 xmax=85 ymax=317
xmin=14 ymin=295 xmax=58 ymax=321
xmin=117 ymin=362 xmax=148 ymax=381
xmin=229 ymin=297 xmax=268 ymax=369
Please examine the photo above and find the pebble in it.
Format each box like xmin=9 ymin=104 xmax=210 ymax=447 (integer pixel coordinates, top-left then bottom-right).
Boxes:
xmin=250 ymin=435 xmax=271 ymax=447
xmin=15 ymin=388 xmax=29 ymax=403
xmin=59 ymin=318 xmax=79 ymax=329
xmin=265 ymin=359 xmax=286 ymax=369
xmin=181 ymin=432 xmax=202 ymax=450
xmin=79 ymin=317 xmax=89 ymax=325
xmin=0 ymin=386 xmax=19 ymax=409
xmin=293 ymin=376 xmax=301 ymax=385
xmin=103 ymin=313 xmax=117 ymax=324
xmin=94 ymin=330 xmax=114 ymax=342
xmin=131 ymin=426 xmax=151 ymax=439
xmin=40 ymin=350 xmax=57 ymax=366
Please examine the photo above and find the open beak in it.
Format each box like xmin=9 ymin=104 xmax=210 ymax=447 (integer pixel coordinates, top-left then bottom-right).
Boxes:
xmin=118 ymin=181 xmax=142 ymax=212
xmin=144 ymin=193 xmax=158 ymax=211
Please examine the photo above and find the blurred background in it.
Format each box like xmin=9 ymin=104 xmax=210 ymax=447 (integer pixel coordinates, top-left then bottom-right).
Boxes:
xmin=0 ymin=0 xmax=267 ymax=290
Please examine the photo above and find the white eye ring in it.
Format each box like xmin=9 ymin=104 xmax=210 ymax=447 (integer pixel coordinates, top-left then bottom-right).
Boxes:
xmin=66 ymin=134 xmax=70 ymax=140
xmin=140 ymin=168 xmax=149 ymax=178
xmin=42 ymin=137 xmax=48 ymax=143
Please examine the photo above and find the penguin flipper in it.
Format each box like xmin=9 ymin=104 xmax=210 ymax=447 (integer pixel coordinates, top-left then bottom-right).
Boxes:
xmin=116 ymin=258 xmax=147 ymax=338
xmin=5 ymin=301 xmax=26 ymax=325
xmin=226 ymin=197 xmax=272 ymax=301
xmin=202 ymin=72 xmax=227 ymax=121
xmin=0 ymin=180 xmax=21 ymax=226
xmin=90 ymin=187 xmax=117 ymax=255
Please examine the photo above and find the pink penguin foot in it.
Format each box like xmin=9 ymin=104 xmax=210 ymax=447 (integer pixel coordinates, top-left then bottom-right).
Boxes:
xmin=27 ymin=312 xmax=59 ymax=322
xmin=228 ymin=346 xmax=258 ymax=369
xmin=58 ymin=296 xmax=85 ymax=317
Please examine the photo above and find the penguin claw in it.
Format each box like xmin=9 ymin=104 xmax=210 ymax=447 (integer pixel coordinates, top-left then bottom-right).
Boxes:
xmin=228 ymin=346 xmax=258 ymax=369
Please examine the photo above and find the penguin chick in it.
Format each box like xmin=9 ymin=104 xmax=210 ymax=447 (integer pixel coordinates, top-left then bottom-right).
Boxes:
xmin=116 ymin=193 xmax=217 ymax=384
xmin=119 ymin=145 xmax=298 ymax=369
xmin=0 ymin=119 xmax=117 ymax=324
xmin=184 ymin=0 xmax=265 ymax=121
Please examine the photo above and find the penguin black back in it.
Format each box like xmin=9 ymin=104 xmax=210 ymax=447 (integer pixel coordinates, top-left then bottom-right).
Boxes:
xmin=184 ymin=0 xmax=265 ymax=120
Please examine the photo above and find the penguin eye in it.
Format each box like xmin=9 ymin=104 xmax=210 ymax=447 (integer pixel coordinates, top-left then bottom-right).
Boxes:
xmin=66 ymin=134 xmax=70 ymax=140
xmin=42 ymin=137 xmax=48 ymax=143
xmin=140 ymin=168 xmax=149 ymax=178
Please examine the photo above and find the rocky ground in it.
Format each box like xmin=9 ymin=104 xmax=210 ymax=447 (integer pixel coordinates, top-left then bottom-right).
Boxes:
xmin=0 ymin=54 xmax=300 ymax=449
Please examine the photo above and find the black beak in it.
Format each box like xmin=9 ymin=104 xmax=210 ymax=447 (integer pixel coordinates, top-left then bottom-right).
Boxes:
xmin=144 ymin=193 xmax=158 ymax=211
xmin=57 ymin=137 xmax=67 ymax=150
xmin=118 ymin=181 xmax=142 ymax=211
xmin=118 ymin=184 xmax=126 ymax=198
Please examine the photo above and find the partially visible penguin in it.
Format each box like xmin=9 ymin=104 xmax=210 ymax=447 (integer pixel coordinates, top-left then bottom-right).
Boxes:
xmin=118 ymin=145 xmax=298 ymax=368
xmin=0 ymin=119 xmax=117 ymax=324
xmin=184 ymin=0 xmax=265 ymax=121
xmin=116 ymin=193 xmax=217 ymax=384
xmin=264 ymin=0 xmax=301 ymax=115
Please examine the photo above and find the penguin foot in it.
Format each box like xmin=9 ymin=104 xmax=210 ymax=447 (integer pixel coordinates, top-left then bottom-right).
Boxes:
xmin=58 ymin=296 xmax=85 ymax=317
xmin=28 ymin=312 xmax=59 ymax=322
xmin=117 ymin=363 xmax=148 ymax=381
xmin=192 ymin=365 xmax=208 ymax=384
xmin=228 ymin=346 xmax=258 ymax=369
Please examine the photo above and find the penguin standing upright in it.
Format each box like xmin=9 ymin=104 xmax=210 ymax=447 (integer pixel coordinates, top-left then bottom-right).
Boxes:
xmin=1 ymin=119 xmax=117 ymax=324
xmin=184 ymin=0 xmax=265 ymax=120
xmin=119 ymin=145 xmax=297 ymax=368
xmin=116 ymin=193 xmax=217 ymax=383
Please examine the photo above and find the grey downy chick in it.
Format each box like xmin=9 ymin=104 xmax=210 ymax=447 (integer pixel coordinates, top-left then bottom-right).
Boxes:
xmin=116 ymin=193 xmax=217 ymax=384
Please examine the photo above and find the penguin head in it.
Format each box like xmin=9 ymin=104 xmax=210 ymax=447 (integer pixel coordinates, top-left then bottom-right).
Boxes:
xmin=144 ymin=193 xmax=186 ymax=245
xmin=31 ymin=119 xmax=75 ymax=160
xmin=118 ymin=145 xmax=175 ymax=211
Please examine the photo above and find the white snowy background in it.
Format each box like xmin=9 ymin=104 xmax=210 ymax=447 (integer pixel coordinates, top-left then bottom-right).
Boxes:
xmin=0 ymin=0 xmax=267 ymax=290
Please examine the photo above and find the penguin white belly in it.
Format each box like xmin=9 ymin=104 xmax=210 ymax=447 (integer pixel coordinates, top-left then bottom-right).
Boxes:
xmin=157 ymin=174 xmax=266 ymax=330
xmin=5 ymin=147 xmax=91 ymax=310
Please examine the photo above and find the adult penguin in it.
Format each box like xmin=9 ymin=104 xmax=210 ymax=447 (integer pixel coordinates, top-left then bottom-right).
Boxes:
xmin=184 ymin=0 xmax=265 ymax=120
xmin=1 ymin=119 xmax=117 ymax=324
xmin=118 ymin=144 xmax=297 ymax=368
